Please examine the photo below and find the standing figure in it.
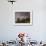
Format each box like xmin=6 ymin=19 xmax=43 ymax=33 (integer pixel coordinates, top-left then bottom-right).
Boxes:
xmin=18 ymin=32 xmax=25 ymax=46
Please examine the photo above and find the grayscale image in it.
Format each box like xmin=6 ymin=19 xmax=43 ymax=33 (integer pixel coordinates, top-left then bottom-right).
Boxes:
xmin=15 ymin=12 xmax=30 ymax=23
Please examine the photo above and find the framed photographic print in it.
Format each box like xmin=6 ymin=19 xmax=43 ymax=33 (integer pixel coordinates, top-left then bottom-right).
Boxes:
xmin=14 ymin=10 xmax=32 ymax=26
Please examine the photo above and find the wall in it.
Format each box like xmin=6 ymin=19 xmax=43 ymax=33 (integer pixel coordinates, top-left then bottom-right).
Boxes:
xmin=0 ymin=0 xmax=46 ymax=41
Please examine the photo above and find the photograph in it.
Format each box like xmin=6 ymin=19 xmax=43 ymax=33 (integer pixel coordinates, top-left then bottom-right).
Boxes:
xmin=15 ymin=10 xmax=32 ymax=25
xmin=0 ymin=0 xmax=46 ymax=46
